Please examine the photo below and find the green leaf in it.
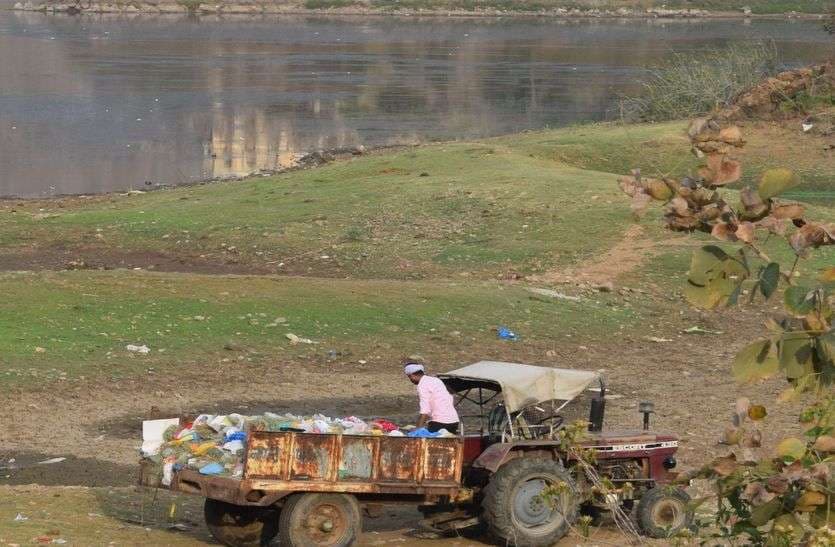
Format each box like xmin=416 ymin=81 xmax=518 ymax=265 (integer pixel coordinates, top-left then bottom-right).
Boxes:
xmin=733 ymin=340 xmax=779 ymax=382
xmin=685 ymin=246 xmax=749 ymax=309
xmin=759 ymin=263 xmax=780 ymax=299
xmin=784 ymin=285 xmax=815 ymax=316
xmin=749 ymin=497 xmax=781 ymax=527
xmin=778 ymin=333 xmax=815 ymax=380
xmin=775 ymin=437 xmax=806 ymax=461
xmin=687 ymin=246 xmax=730 ymax=287
xmin=758 ymin=168 xmax=800 ymax=200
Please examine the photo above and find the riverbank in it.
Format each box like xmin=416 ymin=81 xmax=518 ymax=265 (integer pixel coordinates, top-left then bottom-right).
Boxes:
xmin=0 ymin=112 xmax=831 ymax=544
xmin=9 ymin=0 xmax=834 ymax=17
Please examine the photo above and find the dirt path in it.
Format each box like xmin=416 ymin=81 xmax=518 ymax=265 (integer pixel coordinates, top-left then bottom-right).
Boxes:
xmin=531 ymin=224 xmax=692 ymax=287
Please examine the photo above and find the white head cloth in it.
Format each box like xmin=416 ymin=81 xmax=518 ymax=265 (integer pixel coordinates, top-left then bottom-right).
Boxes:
xmin=404 ymin=363 xmax=424 ymax=375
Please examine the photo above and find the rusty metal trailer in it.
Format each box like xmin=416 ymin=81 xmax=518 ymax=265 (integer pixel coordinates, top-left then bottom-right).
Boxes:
xmin=141 ymin=429 xmax=466 ymax=546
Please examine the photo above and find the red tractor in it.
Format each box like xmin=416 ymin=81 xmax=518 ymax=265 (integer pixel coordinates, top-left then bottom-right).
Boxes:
xmin=141 ymin=361 xmax=693 ymax=546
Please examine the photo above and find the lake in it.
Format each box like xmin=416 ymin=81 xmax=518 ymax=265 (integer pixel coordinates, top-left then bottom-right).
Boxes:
xmin=0 ymin=11 xmax=831 ymax=196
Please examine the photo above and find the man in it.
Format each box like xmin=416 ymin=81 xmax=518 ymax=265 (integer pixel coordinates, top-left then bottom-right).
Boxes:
xmin=404 ymin=363 xmax=460 ymax=434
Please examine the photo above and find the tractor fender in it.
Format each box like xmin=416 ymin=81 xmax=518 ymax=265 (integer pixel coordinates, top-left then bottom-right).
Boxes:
xmin=472 ymin=443 xmax=560 ymax=473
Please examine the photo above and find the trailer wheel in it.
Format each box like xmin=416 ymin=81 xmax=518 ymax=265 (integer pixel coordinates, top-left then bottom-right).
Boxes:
xmin=204 ymin=498 xmax=279 ymax=547
xmin=278 ymin=493 xmax=361 ymax=546
xmin=636 ymin=486 xmax=693 ymax=538
xmin=481 ymin=457 xmax=578 ymax=547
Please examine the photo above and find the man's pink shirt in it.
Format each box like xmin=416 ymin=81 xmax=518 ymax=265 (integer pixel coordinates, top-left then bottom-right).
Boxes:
xmin=417 ymin=375 xmax=459 ymax=424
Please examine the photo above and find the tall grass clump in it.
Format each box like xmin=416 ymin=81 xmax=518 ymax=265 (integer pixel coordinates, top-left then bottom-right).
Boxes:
xmin=622 ymin=42 xmax=779 ymax=121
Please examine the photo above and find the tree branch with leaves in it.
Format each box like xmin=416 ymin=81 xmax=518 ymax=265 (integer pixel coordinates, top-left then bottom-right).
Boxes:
xmin=618 ymin=115 xmax=834 ymax=544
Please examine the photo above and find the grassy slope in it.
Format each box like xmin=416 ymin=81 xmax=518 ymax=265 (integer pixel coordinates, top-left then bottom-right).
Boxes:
xmin=0 ymin=121 xmax=832 ymax=388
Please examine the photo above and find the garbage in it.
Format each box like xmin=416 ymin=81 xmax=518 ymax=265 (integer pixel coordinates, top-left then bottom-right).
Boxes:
xmin=126 ymin=344 xmax=151 ymax=354
xmin=14 ymin=513 xmax=27 ymax=522
xmin=406 ymin=428 xmax=456 ymax=438
xmin=141 ymin=412 xmax=410 ymax=479
xmin=407 ymin=427 xmax=440 ymax=438
xmin=682 ymin=326 xmax=724 ymax=335
xmin=285 ymin=333 xmax=315 ymax=345
xmin=199 ymin=462 xmax=225 ymax=475
xmin=645 ymin=336 xmax=673 ymax=343
xmin=37 ymin=457 xmax=66 ymax=465
xmin=497 ymin=326 xmax=518 ymax=341
xmin=527 ymin=287 xmax=582 ymax=302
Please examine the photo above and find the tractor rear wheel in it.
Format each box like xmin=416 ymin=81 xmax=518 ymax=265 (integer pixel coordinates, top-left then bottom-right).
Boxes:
xmin=481 ymin=457 xmax=579 ymax=547
xmin=278 ymin=493 xmax=361 ymax=546
xmin=636 ymin=486 xmax=693 ymax=538
xmin=204 ymin=498 xmax=279 ymax=547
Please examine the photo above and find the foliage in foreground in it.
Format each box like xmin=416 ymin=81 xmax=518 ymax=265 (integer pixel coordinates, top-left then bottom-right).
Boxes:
xmin=621 ymin=42 xmax=778 ymax=122
xmin=618 ymin=115 xmax=834 ymax=544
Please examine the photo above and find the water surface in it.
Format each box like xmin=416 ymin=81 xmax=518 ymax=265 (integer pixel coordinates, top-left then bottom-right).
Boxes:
xmin=0 ymin=12 xmax=831 ymax=196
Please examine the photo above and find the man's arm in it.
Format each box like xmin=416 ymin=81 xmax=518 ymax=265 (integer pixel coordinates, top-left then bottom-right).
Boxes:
xmin=417 ymin=381 xmax=431 ymax=427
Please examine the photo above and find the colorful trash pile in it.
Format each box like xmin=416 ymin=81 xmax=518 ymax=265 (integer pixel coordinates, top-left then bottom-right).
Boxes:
xmin=140 ymin=412 xmax=454 ymax=483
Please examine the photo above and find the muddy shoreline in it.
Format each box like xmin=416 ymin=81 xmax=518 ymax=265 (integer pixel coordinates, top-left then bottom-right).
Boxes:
xmin=0 ymin=143 xmax=409 ymax=202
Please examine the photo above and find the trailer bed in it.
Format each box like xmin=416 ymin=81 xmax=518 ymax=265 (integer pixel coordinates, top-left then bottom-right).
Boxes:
xmin=141 ymin=430 xmax=464 ymax=506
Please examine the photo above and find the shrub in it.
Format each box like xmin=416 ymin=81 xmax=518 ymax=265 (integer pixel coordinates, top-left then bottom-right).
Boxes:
xmin=622 ymin=42 xmax=779 ymax=122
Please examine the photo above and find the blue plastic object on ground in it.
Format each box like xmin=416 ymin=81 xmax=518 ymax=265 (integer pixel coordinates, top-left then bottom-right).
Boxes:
xmin=407 ymin=427 xmax=441 ymax=438
xmin=199 ymin=462 xmax=225 ymax=475
xmin=497 ymin=326 xmax=518 ymax=340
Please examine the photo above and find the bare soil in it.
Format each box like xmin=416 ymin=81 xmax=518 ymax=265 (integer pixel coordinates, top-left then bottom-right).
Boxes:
xmin=0 ymin=244 xmax=274 ymax=275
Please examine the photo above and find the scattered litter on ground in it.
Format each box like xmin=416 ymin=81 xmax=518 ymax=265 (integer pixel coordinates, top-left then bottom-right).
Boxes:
xmin=36 ymin=457 xmax=66 ymax=465
xmin=497 ymin=326 xmax=518 ymax=341
xmin=285 ymin=333 xmax=315 ymax=345
xmin=126 ymin=344 xmax=150 ymax=354
xmin=527 ymin=287 xmax=581 ymax=301
xmin=682 ymin=326 xmax=724 ymax=335
xmin=14 ymin=513 xmax=28 ymax=522
xmin=645 ymin=336 xmax=673 ymax=343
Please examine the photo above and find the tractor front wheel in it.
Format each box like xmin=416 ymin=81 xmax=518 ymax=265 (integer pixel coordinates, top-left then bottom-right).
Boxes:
xmin=636 ymin=486 xmax=694 ymax=539
xmin=204 ymin=498 xmax=279 ymax=547
xmin=481 ymin=457 xmax=579 ymax=547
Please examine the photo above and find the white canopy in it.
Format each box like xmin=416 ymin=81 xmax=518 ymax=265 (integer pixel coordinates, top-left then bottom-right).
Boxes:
xmin=441 ymin=361 xmax=602 ymax=413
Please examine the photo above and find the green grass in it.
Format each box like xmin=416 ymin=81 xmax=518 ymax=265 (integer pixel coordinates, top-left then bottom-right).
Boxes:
xmin=0 ymin=140 xmax=635 ymax=280
xmin=1 ymin=120 xmax=831 ymax=388
xmin=0 ymin=270 xmax=636 ymax=387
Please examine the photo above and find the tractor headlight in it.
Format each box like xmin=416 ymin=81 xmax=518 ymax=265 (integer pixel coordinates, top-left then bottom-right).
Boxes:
xmin=663 ymin=456 xmax=677 ymax=470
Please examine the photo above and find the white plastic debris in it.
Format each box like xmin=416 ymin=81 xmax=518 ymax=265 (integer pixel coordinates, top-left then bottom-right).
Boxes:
xmin=222 ymin=440 xmax=244 ymax=454
xmin=142 ymin=418 xmax=179 ymax=441
xmin=37 ymin=457 xmax=66 ymax=465
xmin=140 ymin=439 xmax=163 ymax=457
xmin=127 ymin=344 xmax=151 ymax=354
xmin=14 ymin=513 xmax=28 ymax=522
xmin=527 ymin=287 xmax=582 ymax=302
xmin=162 ymin=462 xmax=174 ymax=486
xmin=285 ymin=333 xmax=315 ymax=345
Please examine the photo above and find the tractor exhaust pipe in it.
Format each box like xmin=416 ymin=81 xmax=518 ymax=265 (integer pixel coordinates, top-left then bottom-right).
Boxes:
xmin=639 ymin=401 xmax=655 ymax=431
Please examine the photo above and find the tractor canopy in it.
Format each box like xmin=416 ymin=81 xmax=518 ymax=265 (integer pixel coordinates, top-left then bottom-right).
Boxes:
xmin=438 ymin=361 xmax=603 ymax=413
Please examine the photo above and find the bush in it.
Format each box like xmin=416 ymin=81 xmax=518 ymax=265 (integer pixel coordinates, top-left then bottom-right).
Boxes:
xmin=622 ymin=42 xmax=779 ymax=122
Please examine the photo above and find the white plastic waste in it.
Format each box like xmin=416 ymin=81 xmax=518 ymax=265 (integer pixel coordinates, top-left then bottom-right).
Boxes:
xmin=126 ymin=344 xmax=151 ymax=354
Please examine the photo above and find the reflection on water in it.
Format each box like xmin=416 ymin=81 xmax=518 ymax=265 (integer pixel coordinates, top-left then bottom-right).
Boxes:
xmin=0 ymin=12 xmax=831 ymax=196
